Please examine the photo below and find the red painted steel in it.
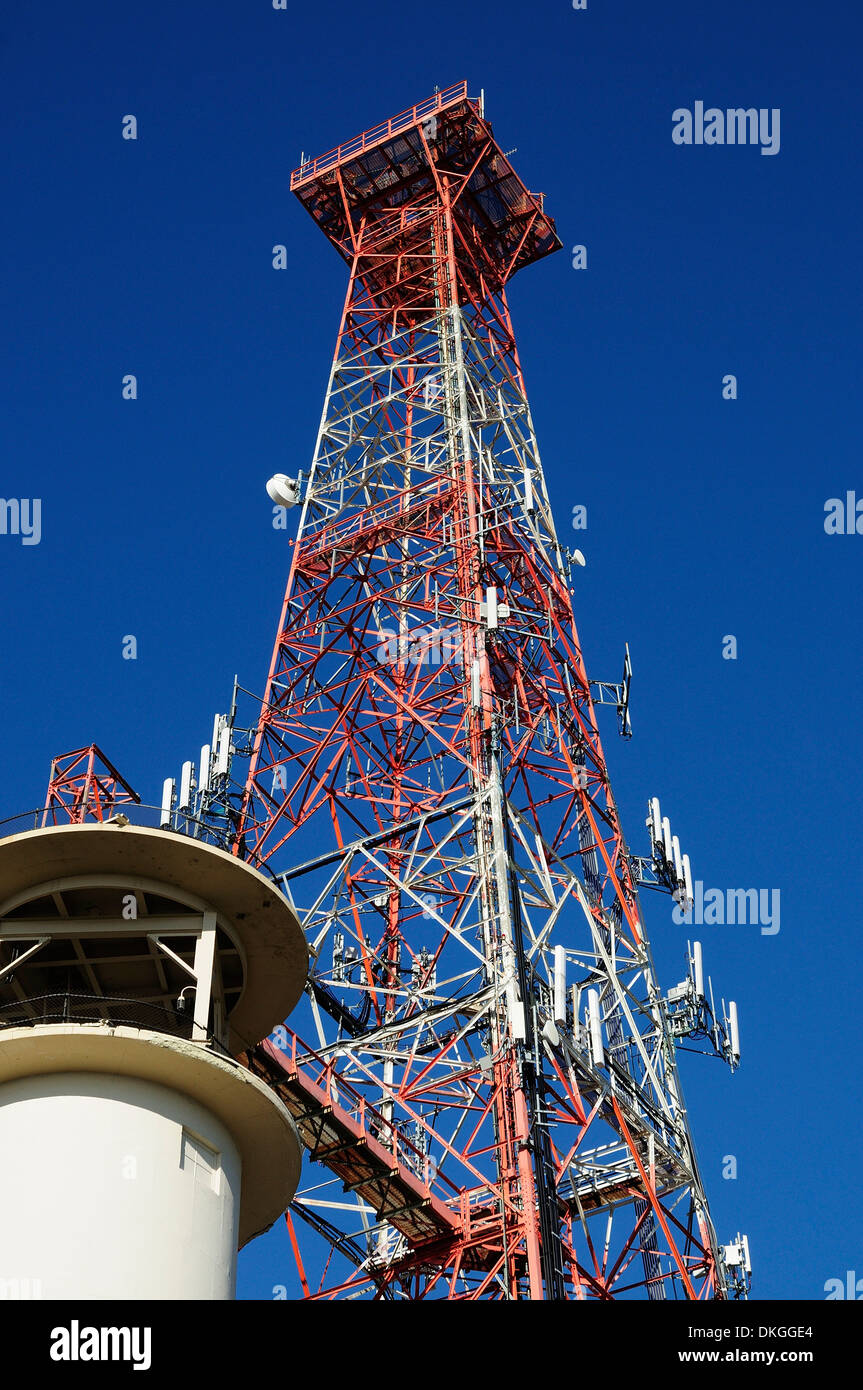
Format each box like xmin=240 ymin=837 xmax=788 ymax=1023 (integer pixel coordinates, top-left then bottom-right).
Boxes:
xmin=42 ymin=745 xmax=140 ymax=826
xmin=230 ymin=85 xmax=726 ymax=1300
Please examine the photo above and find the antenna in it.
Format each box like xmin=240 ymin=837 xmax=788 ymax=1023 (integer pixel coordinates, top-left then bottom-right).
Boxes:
xmin=571 ymin=984 xmax=582 ymax=1035
xmin=587 ymin=989 xmax=604 ymax=1067
xmin=682 ymin=852 xmax=694 ymax=909
xmin=470 ymin=660 xmax=481 ymax=707
xmin=178 ymin=760 xmax=194 ymax=812
xmin=692 ymin=940 xmax=704 ymax=998
xmin=522 ymin=466 xmax=534 ymax=512
xmin=485 ymin=586 xmax=499 ymax=630
xmin=671 ymin=834 xmax=683 ymax=887
xmin=160 ymin=777 xmax=175 ymax=828
xmin=553 ymin=944 xmax=567 ymax=1024
xmin=648 ymin=796 xmax=661 ymax=847
xmin=728 ymin=1000 xmax=740 ymax=1060
xmin=266 ymin=473 xmax=300 ymax=508
xmin=661 ymin=815 xmax=672 ymax=864
xmin=214 ymin=726 xmax=231 ymax=778
xmin=619 ymin=643 xmax=633 ymax=737
xmin=199 ymin=744 xmax=211 ymax=794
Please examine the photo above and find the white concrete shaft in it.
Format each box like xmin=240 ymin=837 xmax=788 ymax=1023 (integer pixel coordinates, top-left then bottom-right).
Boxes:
xmin=0 ymin=1072 xmax=241 ymax=1300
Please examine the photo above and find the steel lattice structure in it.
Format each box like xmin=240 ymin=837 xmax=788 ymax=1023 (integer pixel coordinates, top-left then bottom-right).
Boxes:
xmin=227 ymin=82 xmax=745 ymax=1300
xmin=42 ymin=745 xmax=140 ymax=826
xmin=31 ymin=82 xmax=748 ymax=1301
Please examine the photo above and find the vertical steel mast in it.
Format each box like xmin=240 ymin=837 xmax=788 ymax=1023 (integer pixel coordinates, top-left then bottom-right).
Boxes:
xmin=234 ymin=82 xmax=743 ymax=1300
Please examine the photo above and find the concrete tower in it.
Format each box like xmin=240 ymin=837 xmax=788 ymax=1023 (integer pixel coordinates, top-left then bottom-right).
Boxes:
xmin=0 ymin=822 xmax=307 ymax=1300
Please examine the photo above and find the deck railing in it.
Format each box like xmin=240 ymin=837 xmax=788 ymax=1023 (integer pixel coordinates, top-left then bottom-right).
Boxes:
xmin=291 ymin=81 xmax=469 ymax=189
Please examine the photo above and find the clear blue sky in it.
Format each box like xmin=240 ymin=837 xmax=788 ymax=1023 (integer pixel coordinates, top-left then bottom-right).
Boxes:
xmin=2 ymin=0 xmax=860 ymax=1301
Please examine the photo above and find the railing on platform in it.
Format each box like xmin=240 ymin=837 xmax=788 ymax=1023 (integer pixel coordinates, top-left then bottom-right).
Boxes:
xmin=291 ymin=81 xmax=470 ymax=189
xmin=0 ymin=991 xmax=232 ymax=1056
xmin=263 ymin=1030 xmax=463 ymax=1197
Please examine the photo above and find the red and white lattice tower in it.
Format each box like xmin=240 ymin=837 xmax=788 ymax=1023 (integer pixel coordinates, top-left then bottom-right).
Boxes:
xmin=233 ymin=82 xmax=743 ymax=1300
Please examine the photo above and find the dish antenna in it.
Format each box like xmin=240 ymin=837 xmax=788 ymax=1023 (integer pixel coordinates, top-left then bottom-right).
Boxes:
xmin=266 ymin=473 xmax=301 ymax=508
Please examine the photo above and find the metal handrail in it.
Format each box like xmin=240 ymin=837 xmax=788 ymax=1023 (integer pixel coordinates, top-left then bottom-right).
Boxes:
xmin=0 ymin=991 xmax=232 ymax=1057
xmin=291 ymin=81 xmax=469 ymax=188
xmin=0 ymin=803 xmax=283 ymax=884
xmin=267 ymin=1028 xmax=461 ymax=1196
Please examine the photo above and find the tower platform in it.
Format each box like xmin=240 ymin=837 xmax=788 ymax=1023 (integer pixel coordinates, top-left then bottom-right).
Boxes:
xmin=0 ymin=822 xmax=309 ymax=1299
xmin=291 ymin=80 xmax=561 ymax=306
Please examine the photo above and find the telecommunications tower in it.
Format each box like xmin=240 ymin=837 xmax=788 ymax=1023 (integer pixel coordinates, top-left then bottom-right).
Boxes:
xmin=6 ymin=83 xmax=751 ymax=1302
xmin=227 ymin=82 xmax=748 ymax=1299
